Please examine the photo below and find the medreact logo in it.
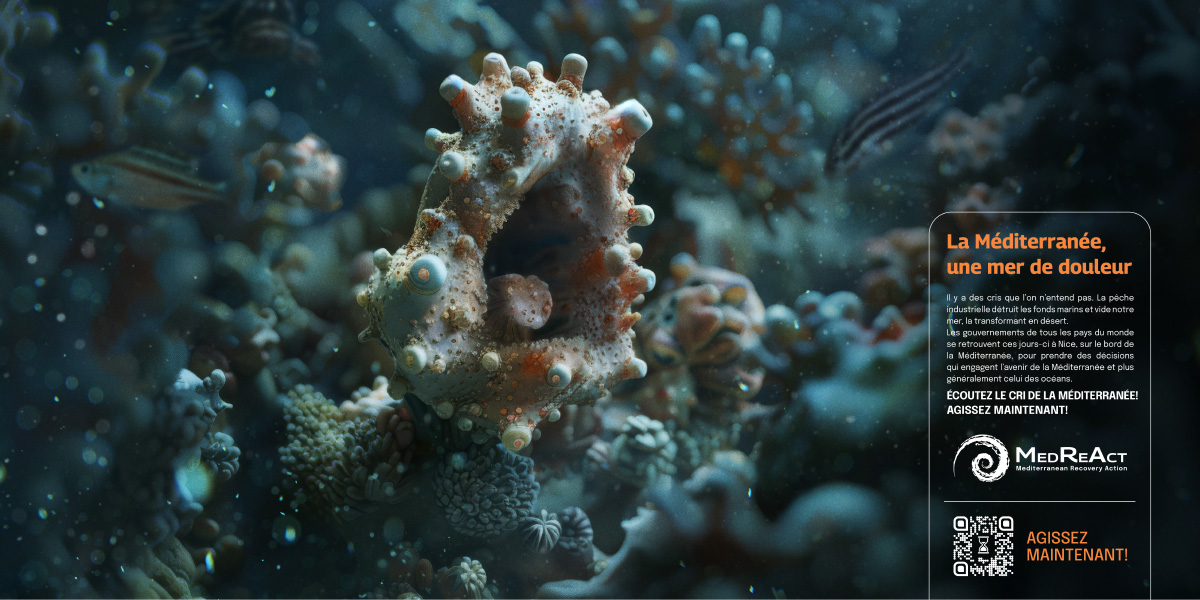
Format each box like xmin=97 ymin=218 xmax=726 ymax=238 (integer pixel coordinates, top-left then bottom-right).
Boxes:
xmin=954 ymin=434 xmax=1010 ymax=482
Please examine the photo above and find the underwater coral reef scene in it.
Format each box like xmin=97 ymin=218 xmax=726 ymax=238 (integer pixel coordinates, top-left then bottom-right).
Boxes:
xmin=2 ymin=0 xmax=1198 ymax=597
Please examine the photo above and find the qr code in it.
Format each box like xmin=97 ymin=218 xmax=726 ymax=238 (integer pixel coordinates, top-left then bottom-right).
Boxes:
xmin=952 ymin=516 xmax=1014 ymax=577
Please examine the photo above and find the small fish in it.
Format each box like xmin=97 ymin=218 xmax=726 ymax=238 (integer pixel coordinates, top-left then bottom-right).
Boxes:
xmin=71 ymin=147 xmax=229 ymax=210
xmin=154 ymin=0 xmax=320 ymax=67
xmin=825 ymin=49 xmax=970 ymax=175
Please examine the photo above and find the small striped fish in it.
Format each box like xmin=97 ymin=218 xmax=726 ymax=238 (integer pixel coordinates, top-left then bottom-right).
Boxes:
xmin=71 ymin=147 xmax=229 ymax=210
xmin=825 ymin=49 xmax=970 ymax=175
xmin=154 ymin=0 xmax=320 ymax=67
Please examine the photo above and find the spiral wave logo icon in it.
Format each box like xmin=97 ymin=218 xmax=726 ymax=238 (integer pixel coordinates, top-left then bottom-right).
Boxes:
xmin=953 ymin=434 xmax=1010 ymax=482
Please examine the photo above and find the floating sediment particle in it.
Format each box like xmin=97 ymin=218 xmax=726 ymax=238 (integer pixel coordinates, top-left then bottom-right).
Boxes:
xmin=359 ymin=52 xmax=654 ymax=451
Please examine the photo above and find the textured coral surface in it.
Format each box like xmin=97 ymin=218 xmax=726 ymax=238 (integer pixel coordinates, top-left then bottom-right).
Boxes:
xmin=359 ymin=52 xmax=656 ymax=451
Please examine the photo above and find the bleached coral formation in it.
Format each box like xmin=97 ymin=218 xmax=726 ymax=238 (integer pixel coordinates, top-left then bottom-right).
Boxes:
xmin=945 ymin=180 xmax=1019 ymax=237
xmin=41 ymin=41 xmax=239 ymax=157
xmin=757 ymin=288 xmax=927 ymax=513
xmin=122 ymin=368 xmax=236 ymax=545
xmin=928 ymin=94 xmax=1027 ymax=177
xmin=251 ymin=133 xmax=348 ymax=211
xmin=636 ymin=253 xmax=767 ymax=416
xmin=542 ymin=4 xmax=822 ymax=224
xmin=0 ymin=0 xmax=55 ymax=204
xmin=6 ymin=364 xmax=239 ymax=598
xmin=0 ymin=0 xmax=55 ymax=111
xmin=358 ymin=51 xmax=655 ymax=451
xmin=432 ymin=443 xmax=539 ymax=538
xmin=858 ymin=227 xmax=933 ymax=311
xmin=670 ymin=12 xmax=817 ymax=224
xmin=764 ymin=289 xmax=923 ymax=388
xmin=607 ymin=414 xmax=677 ymax=486
xmin=617 ymin=253 xmax=771 ymax=471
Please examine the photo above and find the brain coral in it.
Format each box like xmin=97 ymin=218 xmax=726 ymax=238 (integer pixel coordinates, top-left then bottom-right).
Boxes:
xmin=433 ymin=443 xmax=540 ymax=538
xmin=358 ymin=52 xmax=655 ymax=451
